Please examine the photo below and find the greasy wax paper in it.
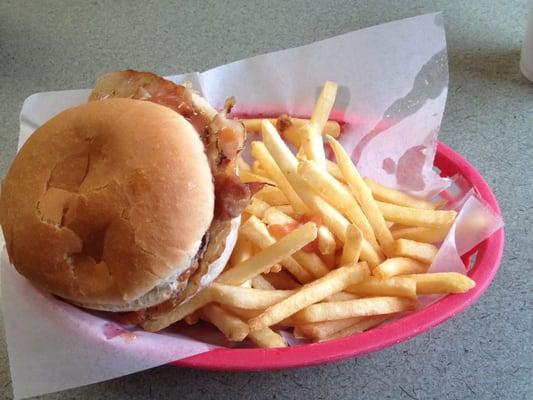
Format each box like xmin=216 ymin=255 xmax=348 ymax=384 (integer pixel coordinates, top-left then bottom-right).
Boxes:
xmin=0 ymin=13 xmax=502 ymax=399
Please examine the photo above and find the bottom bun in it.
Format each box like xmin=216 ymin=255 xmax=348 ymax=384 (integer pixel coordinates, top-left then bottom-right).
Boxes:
xmin=73 ymin=216 xmax=240 ymax=312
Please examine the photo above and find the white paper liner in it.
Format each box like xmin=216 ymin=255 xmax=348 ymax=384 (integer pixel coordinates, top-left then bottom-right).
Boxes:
xmin=0 ymin=13 xmax=503 ymax=399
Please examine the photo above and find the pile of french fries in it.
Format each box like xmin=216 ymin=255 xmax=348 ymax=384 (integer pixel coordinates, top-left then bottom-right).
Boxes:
xmin=143 ymin=81 xmax=475 ymax=347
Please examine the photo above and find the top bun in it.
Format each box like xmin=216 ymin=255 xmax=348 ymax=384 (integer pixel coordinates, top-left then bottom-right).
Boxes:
xmin=0 ymin=98 xmax=214 ymax=310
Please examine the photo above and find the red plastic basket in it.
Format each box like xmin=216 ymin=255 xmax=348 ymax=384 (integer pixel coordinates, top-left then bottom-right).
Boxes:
xmin=172 ymin=141 xmax=504 ymax=371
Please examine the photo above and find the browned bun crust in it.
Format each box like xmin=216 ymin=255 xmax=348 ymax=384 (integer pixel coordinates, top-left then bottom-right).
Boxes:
xmin=0 ymin=98 xmax=214 ymax=309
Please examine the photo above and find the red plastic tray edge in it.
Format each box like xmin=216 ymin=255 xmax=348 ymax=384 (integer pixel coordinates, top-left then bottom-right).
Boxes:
xmin=171 ymin=141 xmax=504 ymax=371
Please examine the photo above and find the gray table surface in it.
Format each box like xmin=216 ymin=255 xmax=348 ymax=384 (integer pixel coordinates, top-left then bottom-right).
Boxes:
xmin=1 ymin=1 xmax=532 ymax=399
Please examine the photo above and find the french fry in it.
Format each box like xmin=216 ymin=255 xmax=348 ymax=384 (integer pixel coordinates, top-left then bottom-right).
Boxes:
xmin=394 ymin=239 xmax=438 ymax=264
xmin=324 ymin=315 xmax=390 ymax=340
xmin=326 ymin=160 xmax=345 ymax=183
xmin=359 ymin=241 xmax=385 ymax=268
xmin=294 ymin=296 xmax=416 ymax=323
xmin=248 ymin=262 xmax=370 ymax=330
xmin=240 ymin=215 xmax=314 ymax=283
xmin=300 ymin=80 xmax=338 ymax=168
xmin=274 ymin=205 xmax=295 ymax=217
xmin=376 ymin=201 xmax=456 ymax=228
xmin=295 ymin=318 xmax=362 ymax=340
xmin=141 ymin=288 xmax=213 ymax=331
xmin=251 ymin=141 xmax=309 ymax=214
xmin=300 ymin=122 xmax=327 ymax=169
xmin=372 ymin=257 xmax=429 ymax=279
xmin=312 ymin=81 xmax=338 ymax=131
xmin=364 ymin=177 xmax=439 ymax=210
xmin=254 ymin=186 xmax=289 ymax=205
xmin=239 ymin=169 xmax=276 ymax=186
xmin=218 ymin=222 xmax=318 ymax=285
xmin=317 ymin=225 xmax=336 ymax=255
xmin=292 ymin=251 xmax=330 ymax=279
xmin=263 ymin=206 xmax=294 ymax=226
xmin=229 ymin=236 xmax=254 ymax=266
xmin=248 ymin=327 xmax=287 ymax=348
xmin=210 ymin=283 xmax=294 ymax=309
xmin=325 ymin=291 xmax=360 ymax=302
xmin=346 ymin=276 xmax=417 ymax=299
xmin=391 ymin=225 xmax=450 ymax=244
xmin=263 ymin=270 xmax=301 ymax=290
xmin=327 ymin=135 xmax=395 ymax=256
xmin=223 ymin=306 xmax=262 ymax=320
xmin=402 ymin=272 xmax=475 ymax=294
xmin=239 ymin=117 xmax=341 ymax=138
xmin=227 ymin=306 xmax=300 ymax=330
xmin=245 ymin=197 xmax=271 ymax=219
xmin=298 ymin=159 xmax=378 ymax=249
xmin=340 ymin=224 xmax=362 ymax=265
xmin=252 ymin=274 xmax=276 ymax=290
xmin=200 ymin=304 xmax=249 ymax=342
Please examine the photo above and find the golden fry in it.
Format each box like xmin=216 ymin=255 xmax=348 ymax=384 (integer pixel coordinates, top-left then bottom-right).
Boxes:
xmin=295 ymin=318 xmax=362 ymax=340
xmin=394 ymin=239 xmax=438 ymax=265
xmin=292 ymin=251 xmax=330 ymax=279
xmin=392 ymin=225 xmax=450 ymax=244
xmin=317 ymin=225 xmax=336 ymax=255
xmin=210 ymin=283 xmax=294 ymax=309
xmin=364 ymin=177 xmax=439 ymax=210
xmin=324 ymin=315 xmax=390 ymax=340
xmin=376 ymin=201 xmax=456 ymax=228
xmin=346 ymin=276 xmax=417 ymax=299
xmin=325 ymin=291 xmax=360 ymax=302
xmin=372 ymin=257 xmax=429 ymax=279
xmin=248 ymin=327 xmax=287 ymax=348
xmin=341 ymin=224 xmax=362 ymax=265
xmin=254 ymin=186 xmax=289 ymax=205
xmin=294 ymin=296 xmax=416 ymax=323
xmin=200 ymin=304 xmax=249 ymax=342
xmin=326 ymin=160 xmax=345 ymax=183
xmin=402 ymin=272 xmax=475 ymax=294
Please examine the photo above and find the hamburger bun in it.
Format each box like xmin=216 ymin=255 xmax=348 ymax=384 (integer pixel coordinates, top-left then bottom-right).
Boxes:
xmin=0 ymin=98 xmax=220 ymax=311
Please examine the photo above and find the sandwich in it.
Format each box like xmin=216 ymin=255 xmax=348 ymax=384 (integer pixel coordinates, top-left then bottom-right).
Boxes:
xmin=0 ymin=70 xmax=249 ymax=329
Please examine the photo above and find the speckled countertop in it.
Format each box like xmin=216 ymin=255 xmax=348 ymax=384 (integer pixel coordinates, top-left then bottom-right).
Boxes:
xmin=1 ymin=1 xmax=532 ymax=399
